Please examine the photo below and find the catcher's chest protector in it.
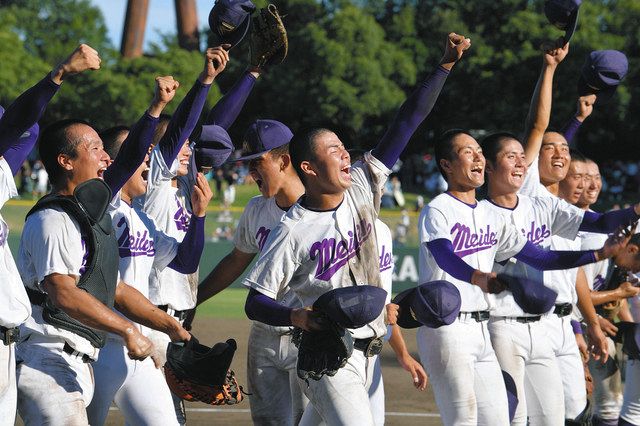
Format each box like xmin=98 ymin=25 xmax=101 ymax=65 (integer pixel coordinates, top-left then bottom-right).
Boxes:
xmin=26 ymin=179 xmax=119 ymax=348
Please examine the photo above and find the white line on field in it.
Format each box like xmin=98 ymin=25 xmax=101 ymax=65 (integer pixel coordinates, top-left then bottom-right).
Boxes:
xmin=108 ymin=407 xmax=440 ymax=417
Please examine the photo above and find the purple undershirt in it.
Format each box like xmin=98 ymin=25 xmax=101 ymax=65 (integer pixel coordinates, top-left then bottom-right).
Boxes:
xmin=0 ymin=76 xmax=61 ymax=174
xmin=104 ymin=113 xmax=159 ymax=195
xmin=158 ymin=80 xmax=211 ymax=167
xmin=167 ymin=215 xmax=205 ymax=274
xmin=205 ymin=72 xmax=257 ymax=129
xmin=426 ymin=239 xmax=597 ymax=284
xmin=561 ymin=116 xmax=582 ymax=147
xmin=580 ymin=208 xmax=640 ymax=233
xmin=245 ymin=288 xmax=293 ymax=326
xmin=372 ymin=66 xmax=450 ymax=169
xmin=570 ymin=319 xmax=583 ymax=334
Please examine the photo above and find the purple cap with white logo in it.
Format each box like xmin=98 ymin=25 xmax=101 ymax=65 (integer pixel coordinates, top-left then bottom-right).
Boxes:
xmin=209 ymin=0 xmax=256 ymax=48
xmin=578 ymin=50 xmax=629 ymax=104
xmin=393 ymin=281 xmax=461 ymax=329
xmin=544 ymin=0 xmax=581 ymax=43
xmin=234 ymin=119 xmax=294 ymax=162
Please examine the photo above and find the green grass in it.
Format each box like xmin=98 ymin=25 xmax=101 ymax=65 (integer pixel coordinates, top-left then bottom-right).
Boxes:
xmin=196 ymin=288 xmax=249 ymax=319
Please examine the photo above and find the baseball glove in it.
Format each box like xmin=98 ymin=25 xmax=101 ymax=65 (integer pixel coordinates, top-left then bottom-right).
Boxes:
xmin=293 ymin=320 xmax=354 ymax=382
xmin=250 ymin=4 xmax=288 ymax=69
xmin=164 ymin=336 xmax=247 ymax=405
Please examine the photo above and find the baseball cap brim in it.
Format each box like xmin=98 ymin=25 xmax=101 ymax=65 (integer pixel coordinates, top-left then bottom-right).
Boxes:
xmin=392 ymin=287 xmax=422 ymax=329
xmin=231 ymin=148 xmax=270 ymax=162
xmin=578 ymin=74 xmax=617 ymax=104
xmin=562 ymin=8 xmax=579 ymax=44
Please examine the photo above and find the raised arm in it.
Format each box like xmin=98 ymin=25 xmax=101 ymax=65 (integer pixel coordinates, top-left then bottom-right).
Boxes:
xmin=204 ymin=70 xmax=259 ymax=129
xmin=157 ymin=47 xmax=229 ymax=166
xmin=0 ymin=44 xmax=101 ymax=174
xmin=561 ymin=95 xmax=595 ymax=146
xmin=523 ymin=40 xmax=569 ymax=166
xmin=104 ymin=76 xmax=179 ymax=195
xmin=371 ymin=33 xmax=470 ymax=169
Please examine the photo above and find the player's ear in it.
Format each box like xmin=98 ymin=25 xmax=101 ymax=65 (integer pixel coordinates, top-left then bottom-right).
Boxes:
xmin=440 ymin=158 xmax=452 ymax=177
xmin=280 ymin=153 xmax=290 ymax=171
xmin=628 ymin=244 xmax=639 ymax=255
xmin=58 ymin=153 xmax=74 ymax=172
xmin=300 ymin=160 xmax=317 ymax=178
xmin=485 ymin=160 xmax=495 ymax=175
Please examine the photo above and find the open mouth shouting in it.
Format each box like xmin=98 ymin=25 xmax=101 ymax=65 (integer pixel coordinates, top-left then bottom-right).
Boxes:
xmin=340 ymin=164 xmax=352 ymax=181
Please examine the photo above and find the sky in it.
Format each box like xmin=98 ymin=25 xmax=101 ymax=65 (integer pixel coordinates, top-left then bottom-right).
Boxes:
xmin=89 ymin=0 xmax=213 ymax=51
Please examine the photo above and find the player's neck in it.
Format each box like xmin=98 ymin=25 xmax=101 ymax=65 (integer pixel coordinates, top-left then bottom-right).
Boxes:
xmin=303 ymin=191 xmax=344 ymax=211
xmin=488 ymin=190 xmax=518 ymax=209
xmin=275 ymin=179 xmax=305 ymax=209
xmin=446 ymin=188 xmax=476 ymax=205
xmin=541 ymin=179 xmax=560 ymax=196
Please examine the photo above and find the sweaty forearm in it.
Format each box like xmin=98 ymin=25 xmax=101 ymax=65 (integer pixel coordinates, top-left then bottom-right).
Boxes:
xmin=114 ymin=283 xmax=181 ymax=335
xmin=388 ymin=324 xmax=410 ymax=358
xmin=168 ymin=216 xmax=205 ymax=274
xmin=245 ymin=288 xmax=292 ymax=326
xmin=372 ymin=66 xmax=449 ymax=169
xmin=205 ymin=72 xmax=257 ymax=129
xmin=590 ymin=288 xmax=628 ymax=306
xmin=580 ymin=208 xmax=640 ymax=233
xmin=576 ymin=268 xmax=599 ymax=326
xmin=514 ymin=241 xmax=597 ymax=270
xmin=196 ymin=248 xmax=256 ymax=305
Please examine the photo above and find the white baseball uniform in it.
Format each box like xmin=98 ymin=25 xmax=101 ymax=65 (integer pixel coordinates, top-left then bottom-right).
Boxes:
xmin=484 ymin=194 xmax=586 ymax=425
xmin=368 ymin=219 xmax=394 ymax=426
xmin=0 ymin=158 xmax=31 ymax=425
xmin=417 ymin=192 xmax=528 ymax=426
xmin=620 ymin=295 xmax=640 ymax=425
xmin=16 ymin=205 xmax=98 ymax=425
xmin=244 ymin=151 xmax=390 ymax=426
xmin=235 ymin=195 xmax=308 ymax=426
xmin=519 ymin=156 xmax=588 ymax=419
xmin=86 ymin=196 xmax=181 ymax=426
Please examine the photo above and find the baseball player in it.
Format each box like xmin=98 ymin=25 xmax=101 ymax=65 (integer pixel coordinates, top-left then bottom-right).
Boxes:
xmin=14 ymin=47 xmax=199 ymax=424
xmin=191 ymin=119 xmax=308 ymax=426
xmin=242 ymin=32 xmax=470 ymax=425
xmin=86 ymin=78 xmax=214 ymax=426
xmin=621 ymin=276 xmax=640 ymax=426
xmin=0 ymin=43 xmax=87 ymax=423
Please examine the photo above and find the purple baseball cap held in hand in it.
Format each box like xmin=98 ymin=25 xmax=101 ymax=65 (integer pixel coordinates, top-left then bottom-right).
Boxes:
xmin=195 ymin=124 xmax=234 ymax=171
xmin=392 ymin=281 xmax=461 ymax=329
xmin=544 ymin=0 xmax=581 ymax=44
xmin=578 ymin=50 xmax=629 ymax=104
xmin=234 ymin=119 xmax=294 ymax=162
xmin=497 ymin=273 xmax=557 ymax=315
xmin=209 ymin=0 xmax=256 ymax=48
xmin=312 ymin=286 xmax=387 ymax=329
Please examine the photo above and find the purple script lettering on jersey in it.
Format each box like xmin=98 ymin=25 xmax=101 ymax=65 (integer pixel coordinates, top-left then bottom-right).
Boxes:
xmin=379 ymin=244 xmax=393 ymax=272
xmin=592 ymin=274 xmax=606 ymax=292
xmin=450 ymin=223 xmax=498 ymax=258
xmin=116 ymin=217 xmax=155 ymax=257
xmin=310 ymin=220 xmax=373 ymax=281
xmin=255 ymin=226 xmax=271 ymax=252
xmin=521 ymin=221 xmax=551 ymax=246
xmin=173 ymin=195 xmax=191 ymax=232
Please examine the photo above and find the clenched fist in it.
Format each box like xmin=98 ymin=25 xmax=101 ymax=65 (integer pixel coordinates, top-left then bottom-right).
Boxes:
xmin=199 ymin=45 xmax=230 ymax=85
xmin=51 ymin=44 xmax=101 ymax=84
xmin=148 ymin=75 xmax=180 ymax=117
xmin=440 ymin=32 xmax=471 ymax=70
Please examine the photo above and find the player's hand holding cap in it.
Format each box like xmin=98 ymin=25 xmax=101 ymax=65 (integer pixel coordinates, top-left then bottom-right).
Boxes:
xmin=234 ymin=119 xmax=293 ymax=162
xmin=392 ymin=280 xmax=461 ymax=329
xmin=544 ymin=0 xmax=581 ymax=44
xmin=578 ymin=50 xmax=629 ymax=104
xmin=496 ymin=273 xmax=558 ymax=315
xmin=209 ymin=0 xmax=256 ymax=49
xmin=312 ymin=285 xmax=387 ymax=329
xmin=195 ymin=125 xmax=234 ymax=171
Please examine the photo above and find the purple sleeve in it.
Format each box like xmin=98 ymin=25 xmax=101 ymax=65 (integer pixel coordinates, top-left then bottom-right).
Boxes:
xmin=204 ymin=72 xmax=257 ymax=129
xmin=104 ymin=113 xmax=159 ymax=195
xmin=580 ymin=208 xmax=640 ymax=233
xmin=514 ymin=241 xmax=596 ymax=270
xmin=158 ymin=80 xmax=211 ymax=166
xmin=168 ymin=216 xmax=205 ymax=274
xmin=561 ymin=117 xmax=582 ymax=147
xmin=571 ymin=319 xmax=583 ymax=334
xmin=372 ymin=66 xmax=449 ymax=169
xmin=245 ymin=288 xmax=293 ymax=326
xmin=426 ymin=238 xmax=475 ymax=284
xmin=3 ymin=123 xmax=38 ymax=175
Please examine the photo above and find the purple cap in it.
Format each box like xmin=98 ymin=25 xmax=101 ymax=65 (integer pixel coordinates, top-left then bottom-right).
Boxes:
xmin=195 ymin=124 xmax=234 ymax=171
xmin=544 ymin=0 xmax=581 ymax=43
xmin=497 ymin=273 xmax=558 ymax=315
xmin=502 ymin=371 xmax=519 ymax=422
xmin=393 ymin=281 xmax=461 ymax=329
xmin=234 ymin=120 xmax=293 ymax=162
xmin=208 ymin=0 xmax=256 ymax=48
xmin=313 ymin=286 xmax=387 ymax=329
xmin=578 ymin=50 xmax=629 ymax=104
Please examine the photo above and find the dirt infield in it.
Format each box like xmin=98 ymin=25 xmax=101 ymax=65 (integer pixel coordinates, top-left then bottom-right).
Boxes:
xmin=102 ymin=317 xmax=442 ymax=426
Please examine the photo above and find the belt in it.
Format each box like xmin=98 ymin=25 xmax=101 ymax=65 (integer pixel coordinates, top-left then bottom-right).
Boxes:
xmin=353 ymin=337 xmax=384 ymax=357
xmin=553 ymin=303 xmax=573 ymax=317
xmin=0 ymin=326 xmax=19 ymax=345
xmin=458 ymin=311 xmax=490 ymax=322
xmin=501 ymin=316 xmax=542 ymax=324
xmin=157 ymin=305 xmax=189 ymax=321
xmin=63 ymin=342 xmax=92 ymax=363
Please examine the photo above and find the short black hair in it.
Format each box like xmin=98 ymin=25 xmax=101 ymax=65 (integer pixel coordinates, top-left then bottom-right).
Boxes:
xmin=434 ymin=129 xmax=473 ymax=181
xmin=100 ymin=125 xmax=130 ymax=159
xmin=289 ymin=127 xmax=331 ymax=183
xmin=347 ymin=148 xmax=366 ymax=163
xmin=480 ymin=131 xmax=521 ymax=164
xmin=269 ymin=142 xmax=290 ymax=158
xmin=569 ymin=148 xmax=588 ymax=163
xmin=39 ymin=118 xmax=93 ymax=187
